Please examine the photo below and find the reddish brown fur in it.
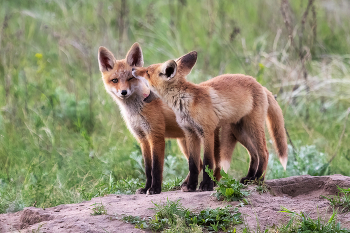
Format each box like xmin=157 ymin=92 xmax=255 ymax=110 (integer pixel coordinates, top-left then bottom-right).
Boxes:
xmin=132 ymin=51 xmax=288 ymax=191
xmin=99 ymin=44 xmax=203 ymax=194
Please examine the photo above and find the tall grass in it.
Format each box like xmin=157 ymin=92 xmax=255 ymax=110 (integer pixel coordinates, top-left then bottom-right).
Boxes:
xmin=0 ymin=0 xmax=349 ymax=213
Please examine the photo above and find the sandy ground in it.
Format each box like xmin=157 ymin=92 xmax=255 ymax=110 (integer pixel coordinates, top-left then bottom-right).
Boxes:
xmin=1 ymin=174 xmax=350 ymax=233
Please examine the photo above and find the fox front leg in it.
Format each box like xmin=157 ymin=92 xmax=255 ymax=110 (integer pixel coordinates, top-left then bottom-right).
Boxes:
xmin=199 ymin=132 xmax=215 ymax=191
xmin=147 ymin=136 xmax=165 ymax=195
xmin=136 ymin=140 xmax=152 ymax=194
xmin=181 ymin=132 xmax=201 ymax=192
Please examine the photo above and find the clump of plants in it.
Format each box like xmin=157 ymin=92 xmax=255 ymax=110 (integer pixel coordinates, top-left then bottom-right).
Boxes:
xmin=274 ymin=207 xmax=350 ymax=233
xmin=122 ymin=199 xmax=242 ymax=232
xmin=190 ymin=205 xmax=242 ymax=232
xmin=90 ymin=202 xmax=107 ymax=215
xmin=241 ymin=207 xmax=350 ymax=233
xmin=162 ymin=177 xmax=183 ymax=191
xmin=205 ymin=166 xmax=249 ymax=201
xmin=323 ymin=186 xmax=350 ymax=213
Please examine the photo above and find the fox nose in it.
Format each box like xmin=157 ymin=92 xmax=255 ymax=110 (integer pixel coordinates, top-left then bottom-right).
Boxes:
xmin=121 ymin=90 xmax=127 ymax=96
xmin=132 ymin=68 xmax=135 ymax=72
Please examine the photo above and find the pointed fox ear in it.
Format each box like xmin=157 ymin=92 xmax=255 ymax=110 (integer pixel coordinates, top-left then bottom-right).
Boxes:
xmin=161 ymin=60 xmax=177 ymax=79
xmin=98 ymin=46 xmax=116 ymax=72
xmin=175 ymin=51 xmax=197 ymax=76
xmin=126 ymin=42 xmax=144 ymax=67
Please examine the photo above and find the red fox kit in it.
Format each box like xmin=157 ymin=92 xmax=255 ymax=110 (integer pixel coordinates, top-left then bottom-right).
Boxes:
xmin=98 ymin=43 xmax=197 ymax=194
xmin=132 ymin=51 xmax=288 ymax=192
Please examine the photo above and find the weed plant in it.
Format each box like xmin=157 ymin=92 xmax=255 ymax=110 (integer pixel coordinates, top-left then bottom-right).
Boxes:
xmin=205 ymin=166 xmax=249 ymax=201
xmin=90 ymin=202 xmax=107 ymax=216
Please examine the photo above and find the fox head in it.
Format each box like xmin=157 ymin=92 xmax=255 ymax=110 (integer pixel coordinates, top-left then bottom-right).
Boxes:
xmin=131 ymin=51 xmax=197 ymax=93
xmin=98 ymin=43 xmax=151 ymax=101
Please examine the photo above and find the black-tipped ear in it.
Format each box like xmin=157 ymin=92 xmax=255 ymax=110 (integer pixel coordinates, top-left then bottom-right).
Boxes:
xmin=161 ymin=60 xmax=177 ymax=79
xmin=175 ymin=51 xmax=197 ymax=76
xmin=98 ymin=47 xmax=116 ymax=72
xmin=126 ymin=42 xmax=144 ymax=67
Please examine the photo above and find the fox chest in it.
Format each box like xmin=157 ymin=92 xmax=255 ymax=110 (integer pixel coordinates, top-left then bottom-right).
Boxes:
xmin=121 ymin=111 xmax=151 ymax=139
xmin=175 ymin=111 xmax=204 ymax=138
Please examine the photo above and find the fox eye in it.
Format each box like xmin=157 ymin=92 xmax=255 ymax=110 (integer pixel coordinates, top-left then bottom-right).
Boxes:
xmin=128 ymin=76 xmax=134 ymax=81
xmin=146 ymin=71 xmax=149 ymax=75
xmin=111 ymin=79 xmax=118 ymax=83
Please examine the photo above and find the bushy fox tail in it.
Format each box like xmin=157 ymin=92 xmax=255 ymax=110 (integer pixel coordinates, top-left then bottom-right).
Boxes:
xmin=265 ymin=88 xmax=288 ymax=170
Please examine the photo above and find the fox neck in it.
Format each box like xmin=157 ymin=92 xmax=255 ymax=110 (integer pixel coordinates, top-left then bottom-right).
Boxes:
xmin=113 ymin=92 xmax=144 ymax=116
xmin=156 ymin=79 xmax=194 ymax=115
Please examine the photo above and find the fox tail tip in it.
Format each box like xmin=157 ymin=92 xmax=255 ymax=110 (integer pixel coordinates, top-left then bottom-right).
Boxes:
xmin=279 ymin=156 xmax=288 ymax=171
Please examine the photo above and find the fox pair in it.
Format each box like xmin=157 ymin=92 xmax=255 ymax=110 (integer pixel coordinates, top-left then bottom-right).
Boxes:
xmin=98 ymin=43 xmax=288 ymax=194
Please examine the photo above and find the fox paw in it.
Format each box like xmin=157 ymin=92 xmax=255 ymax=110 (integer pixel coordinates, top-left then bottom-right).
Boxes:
xmin=146 ymin=187 xmax=161 ymax=195
xmin=135 ymin=188 xmax=148 ymax=194
xmin=181 ymin=182 xmax=197 ymax=192
xmin=199 ymin=180 xmax=214 ymax=191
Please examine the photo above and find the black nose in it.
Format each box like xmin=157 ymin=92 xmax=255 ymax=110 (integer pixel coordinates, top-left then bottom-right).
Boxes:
xmin=121 ymin=90 xmax=127 ymax=96
xmin=132 ymin=68 xmax=135 ymax=72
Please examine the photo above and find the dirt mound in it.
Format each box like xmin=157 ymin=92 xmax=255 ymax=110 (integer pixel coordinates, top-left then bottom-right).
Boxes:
xmin=0 ymin=175 xmax=349 ymax=233
xmin=19 ymin=209 xmax=53 ymax=230
xmin=266 ymin=174 xmax=350 ymax=197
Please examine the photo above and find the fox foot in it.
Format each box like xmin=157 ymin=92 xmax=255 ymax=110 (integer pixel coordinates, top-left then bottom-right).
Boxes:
xmin=135 ymin=187 xmax=149 ymax=194
xmin=199 ymin=180 xmax=214 ymax=191
xmin=146 ymin=186 xmax=161 ymax=195
xmin=181 ymin=181 xmax=197 ymax=192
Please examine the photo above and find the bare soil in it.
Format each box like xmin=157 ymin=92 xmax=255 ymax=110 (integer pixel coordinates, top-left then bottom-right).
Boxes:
xmin=1 ymin=175 xmax=350 ymax=233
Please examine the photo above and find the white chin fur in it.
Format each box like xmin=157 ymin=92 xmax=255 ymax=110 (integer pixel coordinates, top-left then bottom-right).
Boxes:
xmin=111 ymin=87 xmax=130 ymax=99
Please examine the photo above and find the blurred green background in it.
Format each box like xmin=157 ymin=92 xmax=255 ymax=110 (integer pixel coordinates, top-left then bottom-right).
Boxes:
xmin=0 ymin=0 xmax=349 ymax=213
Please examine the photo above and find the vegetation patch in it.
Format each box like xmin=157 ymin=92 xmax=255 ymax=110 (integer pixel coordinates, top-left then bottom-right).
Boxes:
xmin=205 ymin=166 xmax=249 ymax=201
xmin=241 ymin=207 xmax=350 ymax=233
xmin=323 ymin=186 xmax=350 ymax=213
xmin=122 ymin=199 xmax=242 ymax=232
xmin=90 ymin=202 xmax=107 ymax=216
xmin=273 ymin=207 xmax=350 ymax=233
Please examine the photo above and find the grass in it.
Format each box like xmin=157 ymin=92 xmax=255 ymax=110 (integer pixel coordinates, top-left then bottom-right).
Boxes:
xmin=251 ymin=180 xmax=269 ymax=195
xmin=90 ymin=202 xmax=107 ymax=216
xmin=0 ymin=0 xmax=350 ymax=214
xmin=122 ymin=199 xmax=242 ymax=232
xmin=241 ymin=207 xmax=350 ymax=233
xmin=205 ymin=166 xmax=249 ymax=201
xmin=324 ymin=186 xmax=350 ymax=213
xmin=273 ymin=207 xmax=350 ymax=233
xmin=122 ymin=201 xmax=350 ymax=232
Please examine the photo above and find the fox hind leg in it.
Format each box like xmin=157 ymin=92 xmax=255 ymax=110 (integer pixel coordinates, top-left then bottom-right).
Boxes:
xmin=216 ymin=126 xmax=238 ymax=181
xmin=213 ymin=127 xmax=222 ymax=182
xmin=252 ymin=129 xmax=269 ymax=182
xmin=231 ymin=121 xmax=260 ymax=184
xmin=240 ymin=115 xmax=269 ymax=182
